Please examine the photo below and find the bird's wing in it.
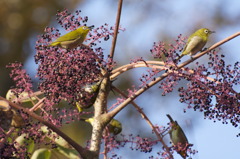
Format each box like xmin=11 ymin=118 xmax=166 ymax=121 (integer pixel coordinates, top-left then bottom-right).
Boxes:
xmin=182 ymin=36 xmax=204 ymax=55
xmin=54 ymin=30 xmax=81 ymax=42
xmin=177 ymin=124 xmax=188 ymax=144
xmin=182 ymin=35 xmax=193 ymax=53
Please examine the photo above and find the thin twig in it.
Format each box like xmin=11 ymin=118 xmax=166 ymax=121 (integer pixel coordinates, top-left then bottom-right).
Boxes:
xmin=103 ymin=132 xmax=109 ymax=159
xmin=29 ymin=97 xmax=45 ymax=111
xmin=0 ymin=127 xmax=15 ymax=149
xmin=109 ymin=0 xmax=123 ymax=58
xmin=112 ymin=61 xmax=164 ymax=74
xmin=110 ymin=61 xmax=165 ymax=80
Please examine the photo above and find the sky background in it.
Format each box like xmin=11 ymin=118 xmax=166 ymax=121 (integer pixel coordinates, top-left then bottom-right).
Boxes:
xmin=1 ymin=0 xmax=240 ymax=158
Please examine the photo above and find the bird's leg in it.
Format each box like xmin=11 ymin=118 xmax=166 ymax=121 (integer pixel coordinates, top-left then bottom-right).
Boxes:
xmin=80 ymin=44 xmax=91 ymax=49
xmin=201 ymin=47 xmax=208 ymax=52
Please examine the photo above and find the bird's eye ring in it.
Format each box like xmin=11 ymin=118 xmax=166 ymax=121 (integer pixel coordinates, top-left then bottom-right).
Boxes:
xmin=204 ymin=30 xmax=209 ymax=34
xmin=83 ymin=26 xmax=87 ymax=30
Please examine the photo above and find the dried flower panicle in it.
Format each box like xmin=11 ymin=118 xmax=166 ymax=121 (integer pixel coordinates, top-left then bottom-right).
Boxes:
xmin=6 ymin=62 xmax=33 ymax=96
xmin=101 ymin=126 xmax=196 ymax=159
xmin=102 ymin=134 xmax=159 ymax=158
xmin=177 ymin=51 xmax=240 ymax=127
xmin=35 ymin=9 xmax=123 ymax=105
xmin=150 ymin=35 xmax=187 ymax=63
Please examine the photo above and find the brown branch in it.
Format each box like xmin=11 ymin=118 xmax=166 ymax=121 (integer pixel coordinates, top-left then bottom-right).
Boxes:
xmin=183 ymin=68 xmax=240 ymax=108
xmin=109 ymin=0 xmax=123 ymax=58
xmin=0 ymin=96 xmax=86 ymax=159
xmin=88 ymin=1 xmax=123 ymax=155
xmin=110 ymin=61 xmax=165 ymax=80
xmin=109 ymin=31 xmax=240 ymax=118
xmin=112 ymin=61 xmax=164 ymax=74
xmin=103 ymin=133 xmax=109 ymax=159
xmin=29 ymin=97 xmax=45 ymax=111
xmin=111 ymin=86 xmax=173 ymax=158
xmin=89 ymin=75 xmax=111 ymax=157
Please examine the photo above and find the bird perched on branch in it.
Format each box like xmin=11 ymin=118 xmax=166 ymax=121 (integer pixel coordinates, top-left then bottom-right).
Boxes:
xmin=81 ymin=117 xmax=122 ymax=135
xmin=177 ymin=28 xmax=215 ymax=61
xmin=166 ymin=114 xmax=189 ymax=159
xmin=76 ymin=80 xmax=102 ymax=112
xmin=49 ymin=25 xmax=94 ymax=49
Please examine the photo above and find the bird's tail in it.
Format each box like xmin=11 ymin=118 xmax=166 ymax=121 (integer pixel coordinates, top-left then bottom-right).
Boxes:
xmin=80 ymin=117 xmax=94 ymax=125
xmin=166 ymin=114 xmax=174 ymax=122
xmin=48 ymin=41 xmax=60 ymax=47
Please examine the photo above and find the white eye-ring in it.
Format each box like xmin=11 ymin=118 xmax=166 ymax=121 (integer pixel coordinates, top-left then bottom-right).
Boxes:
xmin=204 ymin=29 xmax=209 ymax=34
xmin=83 ymin=26 xmax=87 ymax=30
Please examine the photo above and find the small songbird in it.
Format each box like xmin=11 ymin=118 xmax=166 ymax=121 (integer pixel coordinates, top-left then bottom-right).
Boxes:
xmin=177 ymin=28 xmax=215 ymax=61
xmin=49 ymin=25 xmax=93 ymax=49
xmin=107 ymin=119 xmax=122 ymax=135
xmin=166 ymin=114 xmax=189 ymax=159
xmin=76 ymin=80 xmax=102 ymax=112
xmin=81 ymin=118 xmax=122 ymax=135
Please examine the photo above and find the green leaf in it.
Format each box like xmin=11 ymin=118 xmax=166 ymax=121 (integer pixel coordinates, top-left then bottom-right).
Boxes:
xmin=15 ymin=134 xmax=35 ymax=153
xmin=31 ymin=148 xmax=51 ymax=159
xmin=55 ymin=144 xmax=79 ymax=159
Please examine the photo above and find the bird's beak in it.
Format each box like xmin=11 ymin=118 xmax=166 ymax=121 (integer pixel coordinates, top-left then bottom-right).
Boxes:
xmin=88 ymin=25 xmax=94 ymax=30
xmin=210 ymin=30 xmax=216 ymax=34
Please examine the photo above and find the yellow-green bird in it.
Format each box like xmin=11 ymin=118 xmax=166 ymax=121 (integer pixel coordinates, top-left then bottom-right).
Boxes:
xmin=81 ymin=118 xmax=122 ymax=135
xmin=166 ymin=114 xmax=189 ymax=159
xmin=76 ymin=80 xmax=102 ymax=112
xmin=177 ymin=28 xmax=215 ymax=61
xmin=49 ymin=25 xmax=93 ymax=49
xmin=107 ymin=119 xmax=122 ymax=135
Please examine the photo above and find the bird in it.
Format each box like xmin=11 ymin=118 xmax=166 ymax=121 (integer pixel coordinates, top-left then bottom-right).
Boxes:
xmin=107 ymin=119 xmax=122 ymax=135
xmin=81 ymin=117 xmax=122 ymax=135
xmin=166 ymin=114 xmax=189 ymax=159
xmin=177 ymin=28 xmax=215 ymax=61
xmin=49 ymin=25 xmax=94 ymax=49
xmin=76 ymin=80 xmax=102 ymax=112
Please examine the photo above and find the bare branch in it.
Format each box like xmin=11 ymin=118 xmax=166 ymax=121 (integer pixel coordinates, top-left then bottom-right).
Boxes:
xmin=111 ymin=61 xmax=165 ymax=80
xmin=89 ymin=75 xmax=111 ymax=156
xmin=109 ymin=0 xmax=123 ymax=58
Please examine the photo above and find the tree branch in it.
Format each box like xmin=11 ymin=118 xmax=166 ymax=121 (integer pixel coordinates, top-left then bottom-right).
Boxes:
xmin=88 ymin=1 xmax=123 ymax=156
xmin=89 ymin=75 xmax=111 ymax=157
xmin=109 ymin=0 xmax=123 ymax=59
xmin=110 ymin=61 xmax=165 ymax=82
